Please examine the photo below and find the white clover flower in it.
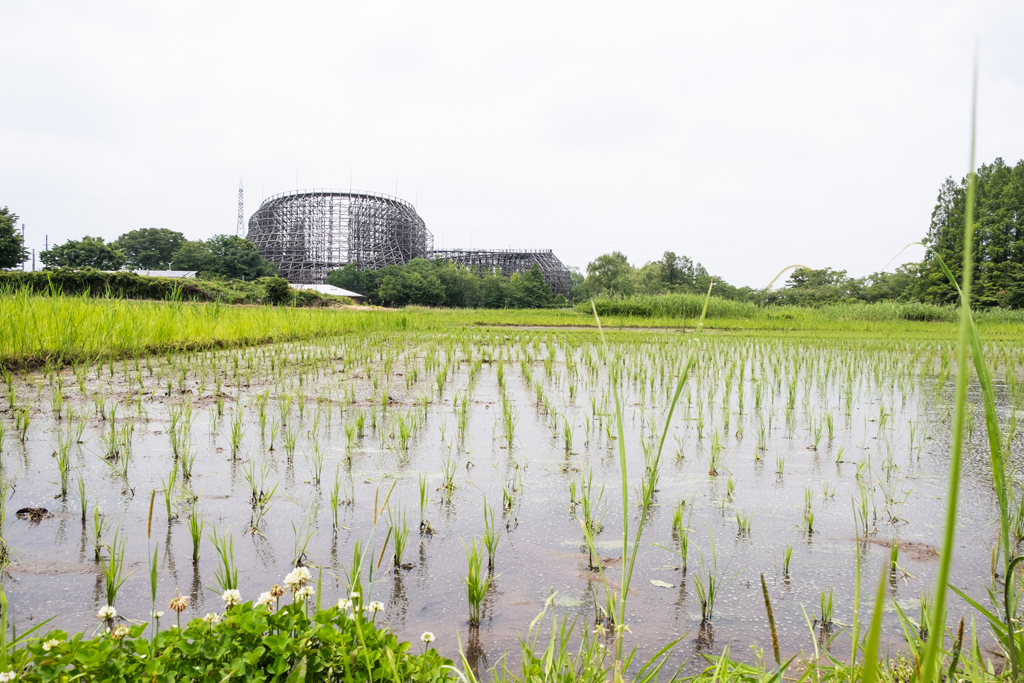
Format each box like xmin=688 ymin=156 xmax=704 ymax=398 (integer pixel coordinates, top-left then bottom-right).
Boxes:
xmin=42 ymin=638 xmax=61 ymax=652
xmin=368 ymin=600 xmax=384 ymax=613
xmin=349 ymin=591 xmax=360 ymax=600
xmin=97 ymin=606 xmax=117 ymax=620
xmin=111 ymin=625 xmax=130 ymax=640
xmin=153 ymin=610 xmax=164 ymax=619
xmin=221 ymin=589 xmax=242 ymax=608
xmin=284 ymin=566 xmax=312 ymax=589
xmin=420 ymin=632 xmax=435 ymax=644
xmin=256 ymin=592 xmax=274 ymax=607
xmin=0 ymin=671 xmax=16 ymax=682
xmin=203 ymin=612 xmax=221 ymax=624
xmin=337 ymin=598 xmax=353 ymax=611
xmin=294 ymin=586 xmax=314 ymax=602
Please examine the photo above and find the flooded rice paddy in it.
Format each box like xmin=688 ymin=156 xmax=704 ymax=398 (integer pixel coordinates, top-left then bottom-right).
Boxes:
xmin=0 ymin=330 xmax=1022 ymax=673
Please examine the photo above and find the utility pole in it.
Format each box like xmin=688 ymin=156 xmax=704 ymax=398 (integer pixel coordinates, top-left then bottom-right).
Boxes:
xmin=21 ymin=225 xmax=25 ymax=270
xmin=32 ymin=250 xmax=35 ymax=271
xmin=237 ymin=181 xmax=244 ymax=237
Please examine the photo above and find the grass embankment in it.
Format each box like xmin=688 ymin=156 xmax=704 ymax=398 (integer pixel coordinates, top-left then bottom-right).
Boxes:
xmin=0 ymin=269 xmax=351 ymax=307
xmin=0 ymin=289 xmax=414 ymax=369
xmin=403 ymin=303 xmax=1024 ymax=340
xmin=6 ymin=288 xmax=1024 ymax=370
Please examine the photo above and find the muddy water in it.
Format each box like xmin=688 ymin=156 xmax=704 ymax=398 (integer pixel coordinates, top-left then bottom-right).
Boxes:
xmin=0 ymin=333 xmax=1020 ymax=675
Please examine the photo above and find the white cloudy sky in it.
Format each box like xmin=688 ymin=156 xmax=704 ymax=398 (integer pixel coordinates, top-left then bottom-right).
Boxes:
xmin=2 ymin=0 xmax=1022 ymax=287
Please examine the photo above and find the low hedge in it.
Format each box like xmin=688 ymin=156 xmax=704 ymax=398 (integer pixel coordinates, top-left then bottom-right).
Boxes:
xmin=0 ymin=269 xmax=211 ymax=302
xmin=0 ymin=270 xmax=351 ymax=308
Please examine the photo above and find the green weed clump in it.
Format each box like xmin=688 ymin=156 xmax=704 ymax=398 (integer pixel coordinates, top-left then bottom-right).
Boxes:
xmin=0 ymin=589 xmax=452 ymax=682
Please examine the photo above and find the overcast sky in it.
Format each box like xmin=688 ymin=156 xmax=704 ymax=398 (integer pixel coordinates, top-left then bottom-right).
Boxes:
xmin=2 ymin=0 xmax=1022 ymax=287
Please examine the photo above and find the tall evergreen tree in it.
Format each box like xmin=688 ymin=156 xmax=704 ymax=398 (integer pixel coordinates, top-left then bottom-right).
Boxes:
xmin=922 ymin=158 xmax=1024 ymax=308
xmin=0 ymin=207 xmax=28 ymax=269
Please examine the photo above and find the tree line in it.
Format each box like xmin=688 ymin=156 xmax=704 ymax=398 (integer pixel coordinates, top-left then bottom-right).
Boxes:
xmin=3 ymin=157 xmax=1020 ymax=308
xmin=326 ymin=260 xmax=563 ymax=308
xmin=570 ymin=157 xmax=1024 ymax=309
xmin=0 ymin=223 xmax=278 ymax=281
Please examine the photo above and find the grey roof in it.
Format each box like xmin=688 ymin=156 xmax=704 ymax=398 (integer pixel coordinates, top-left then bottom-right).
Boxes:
xmin=132 ymin=270 xmax=197 ymax=278
xmin=291 ymin=283 xmax=364 ymax=298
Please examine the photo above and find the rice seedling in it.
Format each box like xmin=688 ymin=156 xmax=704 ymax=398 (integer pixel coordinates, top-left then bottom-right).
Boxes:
xmin=291 ymin=504 xmax=317 ymax=566
xmin=417 ymin=472 xmax=433 ymax=534
xmin=100 ymin=528 xmax=129 ymax=608
xmin=388 ymin=505 xmax=409 ymax=569
xmin=693 ymin=532 xmax=723 ymax=622
xmin=783 ymin=544 xmax=792 ymax=577
xmin=578 ymin=468 xmax=606 ymax=536
xmin=308 ymin=443 xmax=324 ymax=485
xmin=464 ymin=539 xmax=495 ymax=626
xmin=187 ymin=503 xmax=204 ymax=563
xmin=229 ymin=404 xmax=245 ymax=459
xmin=268 ymin=418 xmax=280 ymax=451
xmin=0 ymin=480 xmax=10 ymax=566
xmin=77 ymin=476 xmax=87 ymax=525
xmin=672 ymin=501 xmax=692 ymax=574
xmin=54 ymin=432 xmax=73 ymax=498
xmin=283 ymin=424 xmax=297 ymax=460
xmin=735 ymin=510 xmax=752 ymax=536
xmin=208 ymin=525 xmax=238 ymax=592
xmin=15 ymin=407 xmax=30 ymax=443
xmin=810 ymin=415 xmax=824 ymax=451
xmin=162 ymin=460 xmax=179 ymax=523
xmin=440 ymin=455 xmax=457 ymax=501
xmin=818 ymin=587 xmax=834 ymax=628
xmin=482 ymin=498 xmax=501 ymax=572
xmin=708 ymin=431 xmax=723 ymax=475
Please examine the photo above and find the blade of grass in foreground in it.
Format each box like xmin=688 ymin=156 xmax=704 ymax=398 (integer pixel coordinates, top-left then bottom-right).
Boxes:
xmin=590 ymin=281 xmax=714 ymax=678
xmin=917 ymin=56 xmax=978 ymax=683
xmin=931 ymin=249 xmax=1017 ymax=676
xmin=861 ymin=561 xmax=890 ymax=683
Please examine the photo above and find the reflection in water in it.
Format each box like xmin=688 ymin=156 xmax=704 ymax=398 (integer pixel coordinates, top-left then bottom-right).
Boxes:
xmin=163 ymin=525 xmax=178 ymax=588
xmin=674 ymin=573 xmax=688 ymax=615
xmin=252 ymin=530 xmax=278 ymax=569
xmin=78 ymin=525 xmax=88 ymax=564
xmin=464 ymin=625 xmax=488 ymax=679
xmin=817 ymin=623 xmax=835 ymax=654
xmin=416 ymin=537 xmax=429 ymax=590
xmin=190 ymin=563 xmax=203 ymax=614
xmin=92 ymin=571 xmax=103 ymax=608
xmin=388 ymin=571 xmax=408 ymax=627
xmin=695 ymin=621 xmax=715 ymax=657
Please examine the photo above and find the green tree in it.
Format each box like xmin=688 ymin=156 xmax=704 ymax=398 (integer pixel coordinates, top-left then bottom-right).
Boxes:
xmin=41 ymin=236 xmax=126 ymax=270
xmin=205 ymin=235 xmax=278 ymax=280
xmin=481 ymin=270 xmax=510 ymax=308
xmin=568 ymin=268 xmax=590 ymax=301
xmin=0 ymin=207 xmax=28 ymax=269
xmin=112 ymin=228 xmax=186 ymax=270
xmin=170 ymin=241 xmax=216 ymax=272
xmin=434 ymin=261 xmax=481 ymax=307
xmin=326 ymin=264 xmax=379 ymax=299
xmin=585 ymin=251 xmax=635 ymax=296
xmin=519 ymin=262 xmax=554 ymax=308
xmin=171 ymin=235 xmax=278 ymax=280
xmin=858 ymin=263 xmax=924 ymax=303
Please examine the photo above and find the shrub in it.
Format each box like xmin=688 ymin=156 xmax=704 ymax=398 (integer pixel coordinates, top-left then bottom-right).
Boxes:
xmin=5 ymin=599 xmax=453 ymax=682
xmin=264 ymin=277 xmax=292 ymax=306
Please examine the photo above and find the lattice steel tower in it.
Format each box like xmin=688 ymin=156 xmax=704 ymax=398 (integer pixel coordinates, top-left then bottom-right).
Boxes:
xmin=236 ymin=181 xmax=244 ymax=237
